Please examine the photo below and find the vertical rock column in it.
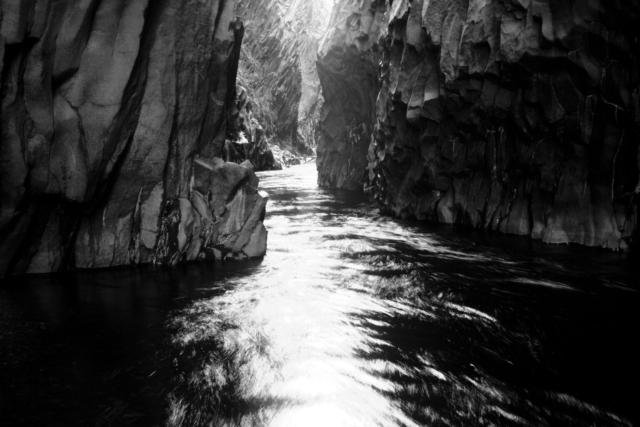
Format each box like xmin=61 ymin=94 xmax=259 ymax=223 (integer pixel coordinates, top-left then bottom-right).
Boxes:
xmin=317 ymin=0 xmax=640 ymax=250
xmin=0 ymin=0 xmax=269 ymax=277
xmin=316 ymin=0 xmax=387 ymax=190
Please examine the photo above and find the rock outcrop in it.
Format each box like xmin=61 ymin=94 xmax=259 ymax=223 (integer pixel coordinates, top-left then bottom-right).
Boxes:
xmin=0 ymin=0 xmax=269 ymax=277
xmin=225 ymin=85 xmax=282 ymax=171
xmin=317 ymin=0 xmax=640 ymax=250
xmin=236 ymin=0 xmax=331 ymax=155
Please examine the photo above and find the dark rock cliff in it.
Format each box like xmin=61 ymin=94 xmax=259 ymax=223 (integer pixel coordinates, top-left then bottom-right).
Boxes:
xmin=316 ymin=1 xmax=386 ymax=189
xmin=317 ymin=0 xmax=640 ymax=250
xmin=0 ymin=0 xmax=268 ymax=277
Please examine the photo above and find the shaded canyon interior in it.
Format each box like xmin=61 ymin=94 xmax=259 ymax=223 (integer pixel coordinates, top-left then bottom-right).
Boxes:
xmin=317 ymin=0 xmax=640 ymax=250
xmin=1 ymin=0 xmax=639 ymax=269
xmin=0 ymin=0 xmax=330 ymax=276
xmin=1 ymin=1 xmax=640 ymax=427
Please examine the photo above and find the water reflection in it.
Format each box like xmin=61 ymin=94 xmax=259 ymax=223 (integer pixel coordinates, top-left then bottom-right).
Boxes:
xmin=1 ymin=163 xmax=638 ymax=426
xmin=162 ymin=164 xmax=639 ymax=427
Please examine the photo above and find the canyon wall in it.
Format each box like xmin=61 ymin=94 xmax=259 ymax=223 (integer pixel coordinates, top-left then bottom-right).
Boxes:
xmin=0 ymin=0 xmax=268 ymax=277
xmin=236 ymin=0 xmax=331 ymax=155
xmin=316 ymin=1 xmax=386 ymax=189
xmin=317 ymin=0 xmax=640 ymax=250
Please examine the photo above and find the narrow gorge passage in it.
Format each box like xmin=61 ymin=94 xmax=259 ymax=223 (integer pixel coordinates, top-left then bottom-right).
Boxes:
xmin=1 ymin=0 xmax=639 ymax=426
xmin=2 ymin=163 xmax=638 ymax=426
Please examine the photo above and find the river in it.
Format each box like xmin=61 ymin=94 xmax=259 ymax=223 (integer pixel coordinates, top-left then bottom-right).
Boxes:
xmin=1 ymin=162 xmax=638 ymax=427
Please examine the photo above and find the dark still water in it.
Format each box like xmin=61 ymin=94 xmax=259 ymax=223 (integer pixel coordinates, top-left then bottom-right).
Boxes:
xmin=1 ymin=163 xmax=638 ymax=427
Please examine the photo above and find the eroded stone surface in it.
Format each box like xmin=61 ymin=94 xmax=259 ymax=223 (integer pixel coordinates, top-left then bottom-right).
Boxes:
xmin=236 ymin=0 xmax=332 ymax=155
xmin=316 ymin=0 xmax=387 ymax=190
xmin=317 ymin=0 xmax=640 ymax=250
xmin=0 ymin=0 xmax=269 ymax=276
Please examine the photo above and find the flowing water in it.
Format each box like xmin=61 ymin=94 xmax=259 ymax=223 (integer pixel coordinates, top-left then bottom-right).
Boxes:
xmin=1 ymin=163 xmax=638 ymax=427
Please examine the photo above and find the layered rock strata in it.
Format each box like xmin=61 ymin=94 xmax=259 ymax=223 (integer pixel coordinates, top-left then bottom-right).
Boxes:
xmin=317 ymin=0 xmax=640 ymax=249
xmin=0 ymin=0 xmax=268 ymax=277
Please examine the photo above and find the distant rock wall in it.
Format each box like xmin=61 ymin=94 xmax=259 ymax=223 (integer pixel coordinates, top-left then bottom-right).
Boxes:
xmin=236 ymin=0 xmax=331 ymax=154
xmin=0 ymin=0 xmax=268 ymax=277
xmin=225 ymin=85 xmax=282 ymax=171
xmin=317 ymin=0 xmax=640 ymax=250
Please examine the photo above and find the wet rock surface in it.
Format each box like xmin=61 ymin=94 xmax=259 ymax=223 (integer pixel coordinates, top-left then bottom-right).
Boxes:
xmin=0 ymin=0 xmax=269 ymax=276
xmin=317 ymin=0 xmax=640 ymax=249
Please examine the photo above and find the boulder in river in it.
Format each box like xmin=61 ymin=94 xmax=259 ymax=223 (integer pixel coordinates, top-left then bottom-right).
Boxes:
xmin=78 ymin=157 xmax=269 ymax=267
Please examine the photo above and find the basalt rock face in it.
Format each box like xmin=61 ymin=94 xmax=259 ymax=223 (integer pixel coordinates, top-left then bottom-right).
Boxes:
xmin=316 ymin=1 xmax=386 ymax=190
xmin=0 ymin=0 xmax=269 ymax=277
xmin=236 ymin=0 xmax=331 ymax=155
xmin=317 ymin=0 xmax=640 ymax=250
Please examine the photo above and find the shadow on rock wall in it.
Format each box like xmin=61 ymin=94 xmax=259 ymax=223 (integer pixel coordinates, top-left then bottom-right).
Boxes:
xmin=0 ymin=0 xmax=268 ymax=276
xmin=316 ymin=0 xmax=640 ymax=250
